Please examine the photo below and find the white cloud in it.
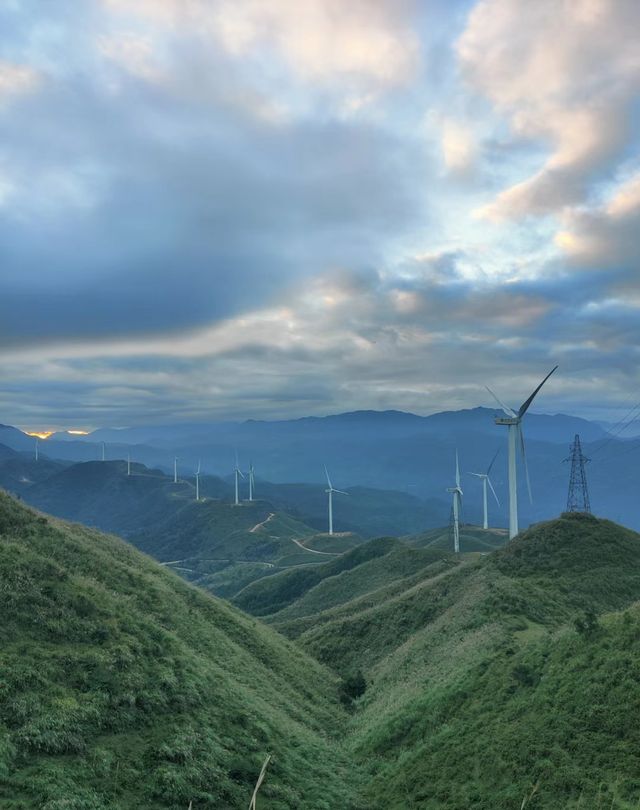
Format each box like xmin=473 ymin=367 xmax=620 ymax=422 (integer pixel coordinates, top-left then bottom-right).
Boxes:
xmin=555 ymin=171 xmax=640 ymax=266
xmin=102 ymin=0 xmax=420 ymax=107
xmin=458 ymin=0 xmax=640 ymax=220
xmin=440 ymin=118 xmax=477 ymax=175
xmin=0 ymin=61 xmax=40 ymax=100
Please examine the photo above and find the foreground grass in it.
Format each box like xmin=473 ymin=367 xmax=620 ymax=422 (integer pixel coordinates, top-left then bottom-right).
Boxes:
xmin=0 ymin=491 xmax=361 ymax=809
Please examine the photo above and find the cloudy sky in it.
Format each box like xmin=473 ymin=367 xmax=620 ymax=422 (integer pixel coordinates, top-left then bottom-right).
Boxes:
xmin=2 ymin=0 xmax=640 ymax=430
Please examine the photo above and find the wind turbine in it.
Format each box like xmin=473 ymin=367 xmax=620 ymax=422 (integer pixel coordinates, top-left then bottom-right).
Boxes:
xmin=173 ymin=456 xmax=178 ymax=484
xmin=127 ymin=452 xmax=131 ymax=476
xmin=101 ymin=441 xmax=106 ymax=462
xmin=324 ymin=465 xmax=348 ymax=536
xmin=446 ymin=451 xmax=463 ymax=553
xmin=468 ymin=450 xmax=500 ymax=530
xmin=34 ymin=436 xmax=39 ymax=462
xmin=248 ymin=462 xmax=255 ymax=501
xmin=195 ymin=460 xmax=201 ymax=501
xmin=234 ymin=453 xmax=244 ymax=505
xmin=487 ymin=366 xmax=558 ymax=539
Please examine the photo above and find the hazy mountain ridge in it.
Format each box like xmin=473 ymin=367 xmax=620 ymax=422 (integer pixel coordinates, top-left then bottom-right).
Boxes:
xmin=3 ymin=407 xmax=636 ymax=530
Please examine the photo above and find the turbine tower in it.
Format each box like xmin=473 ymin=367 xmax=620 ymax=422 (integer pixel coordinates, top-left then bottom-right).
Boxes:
xmin=248 ymin=462 xmax=255 ymax=501
xmin=446 ymin=451 xmax=463 ymax=553
xmin=324 ymin=465 xmax=348 ymax=536
xmin=101 ymin=441 xmax=106 ymax=462
xmin=487 ymin=366 xmax=558 ymax=539
xmin=468 ymin=449 xmax=500 ymax=530
xmin=127 ymin=452 xmax=131 ymax=476
xmin=195 ymin=460 xmax=201 ymax=502
xmin=34 ymin=436 xmax=39 ymax=462
xmin=173 ymin=456 xmax=178 ymax=484
xmin=234 ymin=453 xmax=244 ymax=505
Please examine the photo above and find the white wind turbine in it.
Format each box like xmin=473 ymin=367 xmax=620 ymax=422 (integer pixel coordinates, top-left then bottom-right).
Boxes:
xmin=446 ymin=451 xmax=463 ymax=553
xmin=487 ymin=366 xmax=558 ymax=539
xmin=468 ymin=450 xmax=500 ymax=530
xmin=127 ymin=452 xmax=131 ymax=477
xmin=195 ymin=460 xmax=201 ymax=501
xmin=248 ymin=462 xmax=255 ymax=502
xmin=34 ymin=436 xmax=39 ymax=462
xmin=101 ymin=441 xmax=106 ymax=462
xmin=234 ymin=453 xmax=244 ymax=505
xmin=324 ymin=465 xmax=348 ymax=536
xmin=173 ymin=456 xmax=178 ymax=484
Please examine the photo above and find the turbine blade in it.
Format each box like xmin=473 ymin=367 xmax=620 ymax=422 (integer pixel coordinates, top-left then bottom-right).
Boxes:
xmin=518 ymin=423 xmax=533 ymax=503
xmin=485 ymin=386 xmax=516 ymax=417
xmin=518 ymin=365 xmax=558 ymax=417
xmin=487 ymin=476 xmax=500 ymax=506
xmin=486 ymin=448 xmax=500 ymax=475
xmin=333 ymin=489 xmax=349 ymax=495
xmin=324 ymin=465 xmax=332 ymax=489
xmin=455 ymin=450 xmax=460 ymax=488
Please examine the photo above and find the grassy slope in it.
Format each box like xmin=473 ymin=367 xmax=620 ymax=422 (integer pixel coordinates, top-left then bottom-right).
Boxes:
xmin=275 ymin=512 xmax=640 ymax=808
xmin=406 ymin=523 xmax=509 ymax=552
xmin=0 ymin=491 xmax=361 ymax=810
xmin=233 ymin=537 xmax=450 ymax=621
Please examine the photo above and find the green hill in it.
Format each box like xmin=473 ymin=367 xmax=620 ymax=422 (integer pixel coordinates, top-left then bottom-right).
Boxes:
xmin=406 ymin=523 xmax=509 ymax=552
xmin=254 ymin=512 xmax=640 ymax=808
xmin=0 ymin=490 xmax=361 ymax=809
xmin=233 ymin=537 xmax=451 ymax=620
xmin=130 ymin=499 xmax=365 ymax=598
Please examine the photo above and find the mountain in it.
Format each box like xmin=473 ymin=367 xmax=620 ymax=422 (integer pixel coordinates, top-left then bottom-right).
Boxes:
xmin=233 ymin=536 xmax=453 ymax=619
xmin=6 ymin=407 xmax=640 ymax=531
xmin=0 ymin=425 xmax=33 ymax=452
xmin=22 ymin=460 xmax=231 ymax=537
xmin=241 ymin=512 xmax=640 ymax=808
xmin=0 ymin=490 xmax=361 ymax=809
xmin=130 ymin=498 xmax=366 ymax=598
xmin=0 ymin=448 xmax=68 ymax=495
xmin=405 ymin=523 xmax=509 ymax=552
xmin=247 ymin=480 xmax=448 ymax=537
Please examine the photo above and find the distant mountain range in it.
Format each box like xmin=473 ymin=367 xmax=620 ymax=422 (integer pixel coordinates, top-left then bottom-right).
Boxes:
xmin=3 ymin=407 xmax=639 ymax=530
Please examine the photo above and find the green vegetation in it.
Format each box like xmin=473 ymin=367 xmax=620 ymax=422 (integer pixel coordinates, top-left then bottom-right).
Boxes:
xmin=406 ymin=523 xmax=509 ymax=552
xmin=0 ymin=490 xmax=361 ymax=809
xmin=243 ymin=512 xmax=640 ymax=808
xmin=4 ymin=488 xmax=640 ymax=809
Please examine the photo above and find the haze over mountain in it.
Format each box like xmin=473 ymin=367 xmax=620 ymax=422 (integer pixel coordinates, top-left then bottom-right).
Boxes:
xmin=3 ymin=406 xmax=640 ymax=532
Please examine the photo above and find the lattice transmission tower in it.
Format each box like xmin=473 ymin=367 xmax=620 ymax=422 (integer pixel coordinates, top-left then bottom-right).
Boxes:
xmin=564 ymin=434 xmax=591 ymax=513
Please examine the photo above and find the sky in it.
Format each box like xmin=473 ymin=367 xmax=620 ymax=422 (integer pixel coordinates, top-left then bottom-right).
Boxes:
xmin=1 ymin=0 xmax=640 ymax=430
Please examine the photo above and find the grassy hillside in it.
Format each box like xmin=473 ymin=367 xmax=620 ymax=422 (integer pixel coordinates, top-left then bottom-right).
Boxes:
xmin=0 ymin=490 xmax=362 ymax=809
xmin=406 ymin=523 xmax=509 ymax=552
xmin=24 ymin=461 xmax=231 ymax=537
xmin=252 ymin=481 xmax=448 ymax=537
xmin=265 ymin=512 xmax=640 ymax=808
xmin=233 ymin=537 xmax=450 ymax=620
xmin=130 ymin=500 xmax=364 ymax=596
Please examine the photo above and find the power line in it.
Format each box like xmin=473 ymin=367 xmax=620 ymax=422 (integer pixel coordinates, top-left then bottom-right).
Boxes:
xmin=589 ymin=399 xmax=640 ymax=458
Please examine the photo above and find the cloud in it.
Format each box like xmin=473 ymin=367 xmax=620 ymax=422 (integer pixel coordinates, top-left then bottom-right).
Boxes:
xmin=555 ymin=171 xmax=640 ymax=270
xmin=458 ymin=0 xmax=640 ymax=220
xmin=102 ymin=0 xmax=421 ymax=108
xmin=440 ymin=118 xmax=477 ymax=176
xmin=0 ymin=61 xmax=40 ymax=99
xmin=0 ymin=2 xmax=427 ymax=348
